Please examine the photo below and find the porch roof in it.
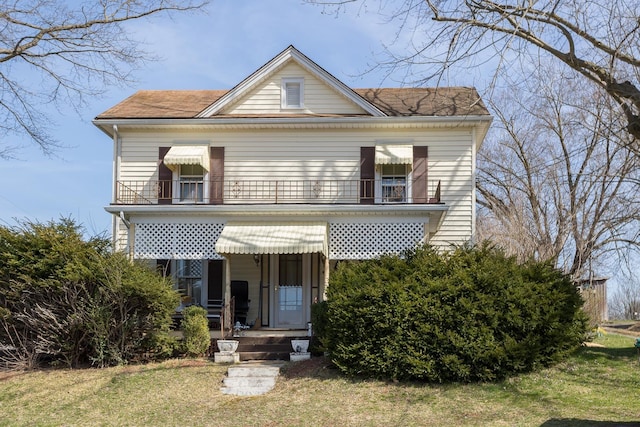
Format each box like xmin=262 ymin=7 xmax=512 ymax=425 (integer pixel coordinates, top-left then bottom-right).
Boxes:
xmin=215 ymin=222 xmax=328 ymax=256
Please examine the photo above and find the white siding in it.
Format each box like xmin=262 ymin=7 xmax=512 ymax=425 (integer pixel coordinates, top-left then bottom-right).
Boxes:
xmin=224 ymin=62 xmax=366 ymax=115
xmin=116 ymin=126 xmax=476 ymax=248
xmin=426 ymin=133 xmax=475 ymax=248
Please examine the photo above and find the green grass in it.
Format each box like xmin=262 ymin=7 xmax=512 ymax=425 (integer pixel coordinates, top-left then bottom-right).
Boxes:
xmin=1 ymin=334 xmax=639 ymax=427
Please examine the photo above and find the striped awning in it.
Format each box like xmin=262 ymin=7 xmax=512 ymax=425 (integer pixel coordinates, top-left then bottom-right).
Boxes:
xmin=375 ymin=144 xmax=413 ymax=165
xmin=163 ymin=145 xmax=209 ymax=171
xmin=215 ymin=222 xmax=328 ymax=256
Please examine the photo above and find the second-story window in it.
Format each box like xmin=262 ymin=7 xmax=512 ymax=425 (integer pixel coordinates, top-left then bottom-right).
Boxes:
xmin=381 ymin=164 xmax=408 ymax=203
xmin=179 ymin=164 xmax=205 ymax=202
xmin=281 ymin=78 xmax=304 ymax=109
xmin=163 ymin=145 xmax=210 ymax=204
xmin=374 ymin=144 xmax=413 ymax=204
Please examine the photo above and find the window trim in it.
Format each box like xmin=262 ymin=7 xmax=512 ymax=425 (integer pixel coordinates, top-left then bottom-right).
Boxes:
xmin=375 ymin=164 xmax=412 ymax=204
xmin=172 ymin=164 xmax=209 ymax=204
xmin=281 ymin=77 xmax=304 ymax=109
xmin=174 ymin=259 xmax=205 ymax=308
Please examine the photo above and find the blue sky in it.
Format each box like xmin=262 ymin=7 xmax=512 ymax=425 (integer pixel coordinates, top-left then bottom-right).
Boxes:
xmin=1 ymin=0 xmax=445 ymax=236
xmin=0 ymin=0 xmax=631 ymax=299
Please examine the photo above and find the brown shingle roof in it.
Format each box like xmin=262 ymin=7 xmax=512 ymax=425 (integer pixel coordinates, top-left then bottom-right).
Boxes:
xmin=96 ymin=90 xmax=227 ymax=119
xmin=354 ymin=87 xmax=488 ymax=117
xmin=95 ymin=87 xmax=488 ymax=119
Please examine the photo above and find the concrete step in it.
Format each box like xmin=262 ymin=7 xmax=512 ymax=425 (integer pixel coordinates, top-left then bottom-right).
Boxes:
xmin=220 ymin=385 xmax=274 ymax=396
xmin=223 ymin=376 xmax=276 ymax=388
xmin=227 ymin=365 xmax=281 ymax=377
xmin=220 ymin=362 xmax=283 ymax=396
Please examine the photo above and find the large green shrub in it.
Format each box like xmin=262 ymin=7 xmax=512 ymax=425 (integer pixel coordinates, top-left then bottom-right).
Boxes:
xmin=0 ymin=219 xmax=179 ymax=369
xmin=323 ymin=244 xmax=587 ymax=382
xmin=310 ymin=301 xmax=329 ymax=354
xmin=181 ymin=305 xmax=211 ymax=357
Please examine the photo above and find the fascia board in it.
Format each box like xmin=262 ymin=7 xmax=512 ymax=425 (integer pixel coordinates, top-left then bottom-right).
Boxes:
xmin=106 ymin=203 xmax=449 ymax=217
xmin=92 ymin=114 xmax=493 ymax=130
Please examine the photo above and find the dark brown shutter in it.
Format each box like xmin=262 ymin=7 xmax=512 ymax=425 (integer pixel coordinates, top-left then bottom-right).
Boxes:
xmin=360 ymin=147 xmax=375 ymax=204
xmin=158 ymin=147 xmax=173 ymax=204
xmin=209 ymin=147 xmax=224 ymax=204
xmin=412 ymin=146 xmax=428 ymax=203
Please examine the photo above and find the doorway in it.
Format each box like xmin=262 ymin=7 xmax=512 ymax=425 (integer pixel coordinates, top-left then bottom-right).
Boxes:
xmin=273 ymin=254 xmax=308 ymax=329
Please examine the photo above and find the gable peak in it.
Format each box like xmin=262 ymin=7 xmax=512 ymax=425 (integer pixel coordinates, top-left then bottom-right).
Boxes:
xmin=196 ymin=45 xmax=384 ymax=118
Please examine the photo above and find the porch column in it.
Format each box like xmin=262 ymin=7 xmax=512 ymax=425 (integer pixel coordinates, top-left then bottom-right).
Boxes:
xmin=323 ymin=254 xmax=330 ymax=301
xmin=225 ymin=256 xmax=231 ymax=326
xmin=128 ymin=223 xmax=135 ymax=262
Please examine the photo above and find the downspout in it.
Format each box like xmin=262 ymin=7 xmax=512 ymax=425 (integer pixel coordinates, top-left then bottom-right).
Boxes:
xmin=112 ymin=125 xmax=120 ymax=203
xmin=471 ymin=126 xmax=477 ymax=245
xmin=111 ymin=125 xmax=120 ymax=250
xmin=119 ymin=211 xmax=133 ymax=261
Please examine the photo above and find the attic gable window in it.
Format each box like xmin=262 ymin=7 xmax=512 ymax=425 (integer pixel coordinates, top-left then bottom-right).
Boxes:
xmin=281 ymin=78 xmax=304 ymax=109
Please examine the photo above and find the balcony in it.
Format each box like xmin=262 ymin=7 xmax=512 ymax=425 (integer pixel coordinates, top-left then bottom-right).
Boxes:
xmin=114 ymin=179 xmax=442 ymax=205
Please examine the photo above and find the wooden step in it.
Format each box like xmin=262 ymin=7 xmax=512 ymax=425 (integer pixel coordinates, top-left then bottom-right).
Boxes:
xmin=212 ymin=336 xmax=309 ymax=361
xmin=240 ymin=351 xmax=291 ymax=361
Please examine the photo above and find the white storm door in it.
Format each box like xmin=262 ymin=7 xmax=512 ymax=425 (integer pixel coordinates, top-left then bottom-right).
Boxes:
xmin=274 ymin=254 xmax=308 ymax=329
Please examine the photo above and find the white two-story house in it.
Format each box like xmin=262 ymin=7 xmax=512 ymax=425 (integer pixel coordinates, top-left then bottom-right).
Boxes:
xmin=93 ymin=45 xmax=491 ymax=332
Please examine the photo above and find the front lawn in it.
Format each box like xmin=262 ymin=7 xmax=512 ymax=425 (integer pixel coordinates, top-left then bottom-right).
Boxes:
xmin=1 ymin=333 xmax=638 ymax=427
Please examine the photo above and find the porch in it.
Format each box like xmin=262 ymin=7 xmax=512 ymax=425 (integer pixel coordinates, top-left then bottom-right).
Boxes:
xmin=171 ymin=328 xmax=312 ymax=361
xmin=150 ymin=217 xmax=434 ymax=335
xmin=223 ymin=334 xmax=312 ymax=362
xmin=167 ymin=227 xmax=328 ymax=334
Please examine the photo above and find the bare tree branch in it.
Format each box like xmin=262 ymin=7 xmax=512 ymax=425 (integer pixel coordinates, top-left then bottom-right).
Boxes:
xmin=477 ymin=64 xmax=640 ymax=278
xmin=309 ymin=0 xmax=640 ymax=141
xmin=0 ymin=0 xmax=208 ymax=158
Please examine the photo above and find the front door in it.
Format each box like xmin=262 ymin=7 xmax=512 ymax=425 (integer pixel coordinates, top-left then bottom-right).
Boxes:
xmin=207 ymin=260 xmax=224 ymax=309
xmin=274 ymin=254 xmax=306 ymax=328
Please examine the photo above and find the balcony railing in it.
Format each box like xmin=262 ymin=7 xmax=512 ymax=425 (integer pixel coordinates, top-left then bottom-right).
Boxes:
xmin=114 ymin=179 xmax=442 ymax=205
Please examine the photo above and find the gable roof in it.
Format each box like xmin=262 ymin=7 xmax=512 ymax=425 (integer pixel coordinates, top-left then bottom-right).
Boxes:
xmin=96 ymin=87 xmax=488 ymax=119
xmin=196 ymin=45 xmax=384 ymax=118
xmin=95 ymin=45 xmax=490 ymax=121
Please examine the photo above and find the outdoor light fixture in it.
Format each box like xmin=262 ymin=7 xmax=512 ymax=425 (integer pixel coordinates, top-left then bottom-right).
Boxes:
xmin=253 ymin=254 xmax=260 ymax=267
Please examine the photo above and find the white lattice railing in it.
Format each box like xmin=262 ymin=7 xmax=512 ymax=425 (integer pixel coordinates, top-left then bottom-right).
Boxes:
xmin=133 ymin=221 xmax=426 ymax=261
